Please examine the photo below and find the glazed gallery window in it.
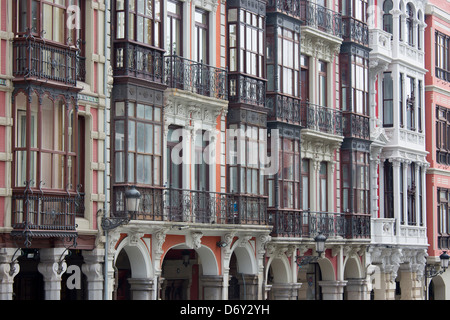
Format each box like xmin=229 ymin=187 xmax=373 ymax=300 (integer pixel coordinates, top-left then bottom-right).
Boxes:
xmin=13 ymin=92 xmax=80 ymax=191
xmin=341 ymin=0 xmax=368 ymax=22
xmin=228 ymin=124 xmax=265 ymax=195
xmin=382 ymin=72 xmax=393 ymax=127
xmin=166 ymin=0 xmax=182 ymax=56
xmin=318 ymin=61 xmax=327 ymax=107
xmin=115 ymin=0 xmax=162 ymax=47
xmin=277 ymin=27 xmax=301 ymax=97
xmin=194 ymin=9 xmax=209 ymax=63
xmin=406 ymin=76 xmax=416 ymax=131
xmin=435 ymin=31 xmax=450 ymax=82
xmin=341 ymin=151 xmax=370 ymax=214
xmin=438 ymin=189 xmax=450 ymax=237
xmin=114 ymin=101 xmax=162 ymax=186
xmin=382 ymin=0 xmax=393 ymax=34
xmin=279 ymin=138 xmax=301 ymax=209
xmin=383 ymin=160 xmax=394 ymax=218
xmin=301 ymin=159 xmax=310 ymax=210
xmin=16 ymin=0 xmax=84 ymax=46
xmin=319 ymin=162 xmax=327 ymax=212
xmin=436 ymin=105 xmax=450 ymax=165
xmin=227 ymin=8 xmax=264 ymax=78
xmin=341 ymin=53 xmax=369 ymax=114
xmin=406 ymin=4 xmax=414 ymax=47
xmin=406 ymin=162 xmax=416 ymax=225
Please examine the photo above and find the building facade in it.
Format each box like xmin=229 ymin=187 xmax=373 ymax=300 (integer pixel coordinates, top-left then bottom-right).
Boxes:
xmin=424 ymin=0 xmax=450 ymax=300
xmin=367 ymin=0 xmax=429 ymax=300
xmin=0 ymin=0 xmax=107 ymax=299
xmin=0 ymin=0 xmax=448 ymax=301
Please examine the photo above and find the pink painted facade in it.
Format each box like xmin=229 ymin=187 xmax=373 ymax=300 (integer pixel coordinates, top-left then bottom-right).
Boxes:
xmin=424 ymin=0 xmax=450 ymax=261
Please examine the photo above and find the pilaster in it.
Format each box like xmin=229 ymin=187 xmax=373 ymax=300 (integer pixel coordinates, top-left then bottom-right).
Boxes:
xmin=37 ymin=248 xmax=69 ymax=300
xmin=81 ymin=249 xmax=105 ymax=300
xmin=0 ymin=248 xmax=20 ymax=300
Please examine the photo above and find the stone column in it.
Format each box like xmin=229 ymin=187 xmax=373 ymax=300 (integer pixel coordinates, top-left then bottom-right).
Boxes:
xmin=38 ymin=248 xmax=69 ymax=300
xmin=346 ymin=279 xmax=370 ymax=300
xmin=373 ymin=272 xmax=396 ymax=300
xmin=201 ymin=275 xmax=223 ymax=300
xmin=128 ymin=278 xmax=154 ymax=300
xmin=270 ymin=283 xmax=302 ymax=300
xmin=319 ymin=280 xmax=347 ymax=300
xmin=0 ymin=248 xmax=20 ymax=300
xmin=237 ymin=274 xmax=259 ymax=300
xmin=82 ymin=249 xmax=105 ymax=300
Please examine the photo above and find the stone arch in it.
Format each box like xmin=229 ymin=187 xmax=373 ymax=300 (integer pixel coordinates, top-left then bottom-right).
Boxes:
xmin=267 ymin=256 xmax=291 ymax=283
xmin=115 ymin=236 xmax=153 ymax=279
xmin=430 ymin=275 xmax=446 ymax=300
xmin=163 ymin=243 xmax=219 ymax=276
xmin=344 ymin=256 xmax=363 ymax=279
xmin=230 ymin=242 xmax=258 ymax=275
xmin=317 ymin=258 xmax=335 ymax=281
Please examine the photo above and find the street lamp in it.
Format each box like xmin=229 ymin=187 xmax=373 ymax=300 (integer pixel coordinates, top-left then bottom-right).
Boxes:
xmin=125 ymin=185 xmax=142 ymax=215
xmin=101 ymin=186 xmax=141 ymax=231
xmin=424 ymin=251 xmax=449 ymax=300
xmin=296 ymin=232 xmax=327 ymax=266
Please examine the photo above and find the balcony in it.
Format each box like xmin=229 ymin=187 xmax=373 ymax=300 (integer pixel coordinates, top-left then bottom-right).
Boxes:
xmin=13 ymin=37 xmax=80 ymax=87
xmin=113 ymin=41 xmax=164 ymax=84
xmin=342 ymin=112 xmax=370 ymax=140
xmin=371 ymin=218 xmax=427 ymax=246
xmin=165 ymin=55 xmax=228 ymax=100
xmin=11 ymin=188 xmax=81 ymax=246
xmin=113 ymin=186 xmax=268 ymax=225
xmin=299 ymin=0 xmax=342 ymax=38
xmin=269 ymin=210 xmax=370 ymax=239
xmin=342 ymin=17 xmax=369 ymax=46
xmin=266 ymin=0 xmax=301 ymax=17
xmin=266 ymin=94 xmax=302 ymax=124
xmin=228 ymin=74 xmax=265 ymax=108
xmin=300 ymin=102 xmax=343 ymax=136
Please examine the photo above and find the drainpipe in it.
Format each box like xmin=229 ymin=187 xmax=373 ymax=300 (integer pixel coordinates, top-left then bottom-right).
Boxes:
xmin=103 ymin=0 xmax=110 ymax=301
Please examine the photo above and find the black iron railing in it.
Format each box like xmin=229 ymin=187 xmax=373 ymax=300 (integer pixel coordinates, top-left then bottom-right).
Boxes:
xmin=266 ymin=94 xmax=302 ymax=124
xmin=269 ymin=210 xmax=370 ymax=239
xmin=11 ymin=185 xmax=81 ymax=246
xmin=342 ymin=17 xmax=369 ymax=46
xmin=165 ymin=55 xmax=228 ymax=100
xmin=13 ymin=37 xmax=79 ymax=86
xmin=228 ymin=74 xmax=266 ymax=107
xmin=299 ymin=0 xmax=342 ymax=38
xmin=114 ymin=41 xmax=164 ymax=82
xmin=113 ymin=186 xmax=267 ymax=225
xmin=267 ymin=0 xmax=301 ymax=17
xmin=300 ymin=101 xmax=343 ymax=135
xmin=343 ymin=112 xmax=370 ymax=140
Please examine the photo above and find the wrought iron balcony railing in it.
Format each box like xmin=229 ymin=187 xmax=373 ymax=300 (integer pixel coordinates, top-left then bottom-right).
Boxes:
xmin=299 ymin=0 xmax=342 ymax=38
xmin=113 ymin=186 xmax=267 ymax=225
xmin=342 ymin=112 xmax=370 ymax=140
xmin=267 ymin=0 xmax=301 ymax=17
xmin=300 ymin=101 xmax=343 ymax=135
xmin=165 ymin=55 xmax=228 ymax=100
xmin=114 ymin=41 xmax=164 ymax=83
xmin=13 ymin=37 xmax=79 ymax=86
xmin=228 ymin=74 xmax=266 ymax=108
xmin=266 ymin=94 xmax=302 ymax=124
xmin=269 ymin=210 xmax=370 ymax=239
xmin=342 ymin=17 xmax=369 ymax=46
xmin=11 ymin=185 xmax=81 ymax=247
